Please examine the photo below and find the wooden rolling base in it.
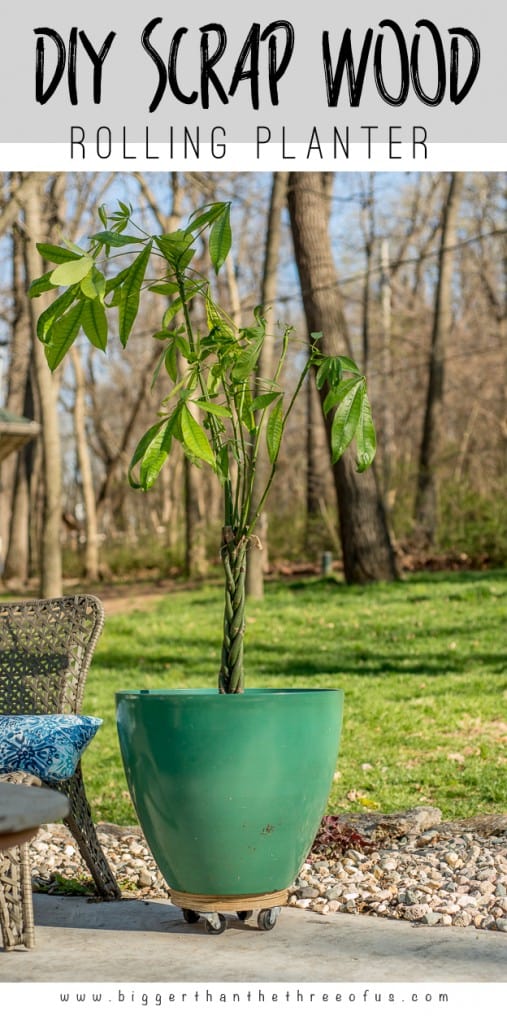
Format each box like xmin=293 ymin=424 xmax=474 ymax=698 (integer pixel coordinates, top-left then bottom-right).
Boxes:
xmin=170 ymin=888 xmax=289 ymax=913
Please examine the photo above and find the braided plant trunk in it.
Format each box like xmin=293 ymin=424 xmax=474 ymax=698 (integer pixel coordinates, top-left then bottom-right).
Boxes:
xmin=218 ymin=530 xmax=248 ymax=694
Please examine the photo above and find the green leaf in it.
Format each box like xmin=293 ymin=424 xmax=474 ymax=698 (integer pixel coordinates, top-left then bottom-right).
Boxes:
xmin=50 ymin=255 xmax=94 ymax=287
xmin=161 ymin=297 xmax=185 ymax=328
xmin=337 ymin=355 xmax=362 ymax=375
xmin=216 ymin=445 xmax=229 ymax=486
xmin=315 ymin=357 xmax=335 ymax=390
xmin=151 ymin=345 xmax=171 ymax=388
xmin=104 ymin=264 xmax=132 ymax=296
xmin=173 ymin=333 xmax=191 ymax=360
xmin=355 ymin=392 xmax=376 ymax=471
xmin=36 ymin=287 xmax=79 ymax=343
xmin=205 ymin=291 xmax=236 ymax=337
xmin=140 ymin=423 xmax=174 ymax=490
xmin=209 ymin=206 xmax=232 ymax=273
xmin=230 ymin=337 xmax=263 ymax=383
xmin=44 ymin=300 xmax=85 ymax=370
xmin=316 ymin=355 xmax=362 ymax=391
xmin=128 ymin=418 xmax=173 ymax=491
xmin=90 ymin=230 xmax=143 ymax=248
xmin=80 ymin=267 xmax=106 ymax=302
xmin=180 ymin=406 xmax=216 ymax=468
xmin=186 ymin=202 xmax=228 ymax=236
xmin=36 ymin=243 xmax=83 ymax=265
xmin=28 ymin=271 xmax=58 ymax=298
xmin=118 ymin=241 xmax=153 ymax=345
xmin=236 ymin=382 xmax=255 ymax=432
xmin=164 ymin=342 xmax=179 ymax=384
xmin=156 ymin=231 xmax=195 ymax=271
xmin=251 ymin=391 xmax=280 ymax=412
xmin=266 ymin=398 xmax=284 ymax=464
xmin=323 ymin=376 xmax=360 ymax=416
xmin=98 ymin=204 xmax=108 ymax=228
xmin=330 ymin=381 xmax=364 ymax=463
xmin=148 ymin=281 xmax=180 ymax=296
xmin=206 ymin=364 xmax=221 ymax=397
xmin=194 ymin=399 xmax=232 ymax=419
xmin=81 ymin=298 xmax=108 ymax=351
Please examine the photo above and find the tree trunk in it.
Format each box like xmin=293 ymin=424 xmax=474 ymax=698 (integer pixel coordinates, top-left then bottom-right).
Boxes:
xmin=4 ymin=442 xmax=33 ymax=585
xmin=3 ymin=375 xmax=37 ymax=585
xmin=414 ymin=173 xmax=464 ymax=544
xmin=306 ymin=373 xmax=321 ymax=523
xmin=287 ymin=172 xmax=398 ymax=583
xmin=71 ymin=346 xmax=99 ymax=580
xmin=379 ymin=238 xmax=396 ymax=503
xmin=246 ymin=171 xmax=289 ymax=598
xmin=359 ymin=172 xmax=376 ymax=376
xmin=184 ymin=459 xmax=208 ymax=579
xmin=23 ymin=174 xmax=64 ymax=597
xmin=2 ymin=195 xmax=36 ymax=584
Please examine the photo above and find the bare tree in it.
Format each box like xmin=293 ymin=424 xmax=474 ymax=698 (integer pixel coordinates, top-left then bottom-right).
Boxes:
xmin=287 ymin=172 xmax=398 ymax=583
xmin=379 ymin=237 xmax=395 ymax=502
xmin=465 ymin=173 xmax=507 ymax=476
xmin=358 ymin=172 xmax=376 ymax=376
xmin=2 ymin=185 xmax=37 ymax=584
xmin=247 ymin=171 xmax=289 ymax=598
xmin=71 ymin=346 xmax=99 ymax=580
xmin=2 ymin=173 xmax=65 ymax=594
xmin=414 ymin=173 xmax=464 ymax=544
xmin=24 ymin=174 xmax=65 ymax=596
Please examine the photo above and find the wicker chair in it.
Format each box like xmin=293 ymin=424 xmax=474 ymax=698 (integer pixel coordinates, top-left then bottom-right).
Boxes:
xmin=0 ymin=595 xmax=120 ymax=950
xmin=0 ymin=824 xmax=37 ymax=949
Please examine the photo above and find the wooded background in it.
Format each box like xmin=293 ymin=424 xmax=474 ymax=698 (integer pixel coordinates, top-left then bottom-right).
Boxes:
xmin=0 ymin=171 xmax=505 ymax=596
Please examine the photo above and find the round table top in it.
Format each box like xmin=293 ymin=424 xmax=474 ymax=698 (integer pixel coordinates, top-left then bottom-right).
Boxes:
xmin=0 ymin=780 xmax=69 ymax=835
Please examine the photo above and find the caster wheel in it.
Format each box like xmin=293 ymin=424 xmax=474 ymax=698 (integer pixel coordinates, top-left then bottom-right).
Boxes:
xmin=204 ymin=914 xmax=227 ymax=935
xmin=258 ymin=908 xmax=279 ymax=931
xmin=182 ymin=909 xmax=200 ymax=924
xmin=237 ymin=910 xmax=253 ymax=921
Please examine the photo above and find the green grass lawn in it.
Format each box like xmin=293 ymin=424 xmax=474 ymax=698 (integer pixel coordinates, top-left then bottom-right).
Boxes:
xmin=80 ymin=569 xmax=507 ymax=825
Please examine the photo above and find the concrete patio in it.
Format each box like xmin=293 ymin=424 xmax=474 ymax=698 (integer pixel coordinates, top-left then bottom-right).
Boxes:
xmin=0 ymin=893 xmax=505 ymax=983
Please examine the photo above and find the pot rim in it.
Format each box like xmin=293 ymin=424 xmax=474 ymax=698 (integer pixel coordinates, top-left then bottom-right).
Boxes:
xmin=115 ymin=687 xmax=343 ymax=698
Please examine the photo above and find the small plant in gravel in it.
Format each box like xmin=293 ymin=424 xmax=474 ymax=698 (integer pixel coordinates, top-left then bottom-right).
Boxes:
xmin=33 ymin=872 xmax=96 ymax=897
xmin=311 ymin=815 xmax=377 ymax=857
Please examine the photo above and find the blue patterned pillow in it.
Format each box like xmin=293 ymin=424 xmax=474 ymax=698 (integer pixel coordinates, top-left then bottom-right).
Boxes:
xmin=0 ymin=715 xmax=102 ymax=783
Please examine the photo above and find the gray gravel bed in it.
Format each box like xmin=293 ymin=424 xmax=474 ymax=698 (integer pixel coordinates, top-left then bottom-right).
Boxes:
xmin=29 ymin=808 xmax=507 ymax=932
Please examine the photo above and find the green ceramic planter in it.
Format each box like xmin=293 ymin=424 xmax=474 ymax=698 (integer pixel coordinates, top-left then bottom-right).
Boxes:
xmin=116 ymin=688 xmax=343 ymax=897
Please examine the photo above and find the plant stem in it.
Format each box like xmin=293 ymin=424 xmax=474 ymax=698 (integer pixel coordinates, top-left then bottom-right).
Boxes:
xmin=218 ymin=532 xmax=247 ymax=694
xmin=175 ymin=270 xmax=224 ymax=459
xmin=243 ymin=357 xmax=313 ymax=538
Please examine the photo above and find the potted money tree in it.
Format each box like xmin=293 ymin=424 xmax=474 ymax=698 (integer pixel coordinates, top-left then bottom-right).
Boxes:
xmin=30 ymin=199 xmax=376 ymax=932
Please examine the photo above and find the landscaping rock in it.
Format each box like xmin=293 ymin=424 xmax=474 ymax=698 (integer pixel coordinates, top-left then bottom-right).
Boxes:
xmin=28 ymin=810 xmax=507 ymax=933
